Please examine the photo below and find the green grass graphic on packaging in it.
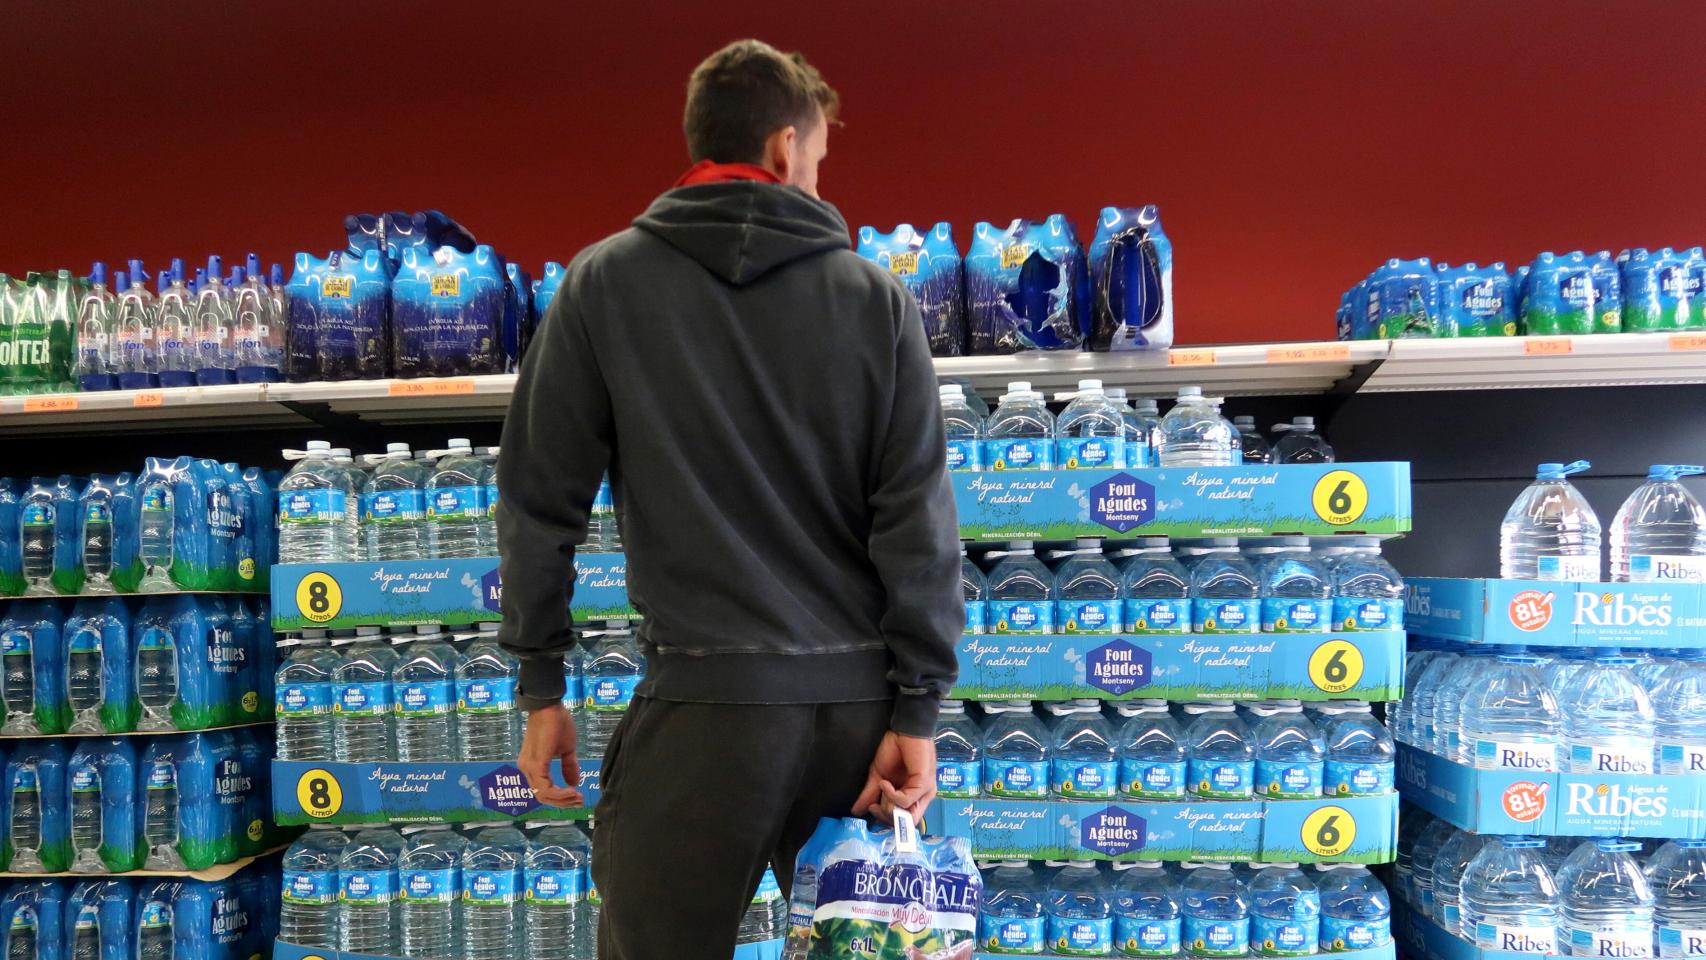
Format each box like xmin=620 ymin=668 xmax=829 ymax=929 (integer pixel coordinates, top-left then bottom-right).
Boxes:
xmin=961 ymin=513 xmax=1405 ymax=541
xmin=109 ymin=560 xmax=144 ymax=595
xmin=100 ymin=696 xmax=140 ymax=734
xmin=34 ymin=700 xmax=70 ymax=736
xmin=101 ymin=835 xmax=143 ymax=872
xmin=953 ymin=682 xmax=1400 ymax=702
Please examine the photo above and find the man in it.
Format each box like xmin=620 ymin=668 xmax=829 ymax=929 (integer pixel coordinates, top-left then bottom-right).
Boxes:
xmin=497 ymin=39 xmax=962 ymax=960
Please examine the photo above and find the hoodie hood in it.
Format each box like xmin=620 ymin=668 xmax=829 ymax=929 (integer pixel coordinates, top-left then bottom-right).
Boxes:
xmin=633 ymin=182 xmax=850 ymax=286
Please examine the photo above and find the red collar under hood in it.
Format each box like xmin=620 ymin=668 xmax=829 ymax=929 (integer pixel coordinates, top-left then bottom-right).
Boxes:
xmin=674 ymin=160 xmax=782 ymax=187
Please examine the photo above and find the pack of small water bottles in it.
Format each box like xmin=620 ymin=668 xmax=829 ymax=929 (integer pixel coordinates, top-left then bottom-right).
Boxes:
xmin=0 ymin=872 xmax=279 ymax=960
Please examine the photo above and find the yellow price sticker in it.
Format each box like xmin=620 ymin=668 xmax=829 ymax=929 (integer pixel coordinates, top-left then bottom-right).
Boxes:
xmin=1301 ymin=805 xmax=1357 ymax=858
xmin=294 ymin=571 xmax=343 ymax=624
xmin=1311 ymin=470 xmax=1368 ymax=526
xmin=295 ymin=768 xmax=344 ymax=820
xmin=1308 ymin=640 xmax=1365 ymax=694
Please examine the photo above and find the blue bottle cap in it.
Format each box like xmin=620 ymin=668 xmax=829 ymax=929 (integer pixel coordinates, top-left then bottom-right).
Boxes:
xmin=1676 ymin=839 xmax=1706 ymax=849
xmin=171 ymin=258 xmax=186 ymax=284
xmin=127 ymin=258 xmax=148 ymax=284
xmin=1498 ymin=836 xmax=1546 ymax=848
xmin=1650 ymin=465 xmax=1706 ymax=480
xmin=270 ymin=264 xmax=284 ymax=286
xmin=89 ymin=262 xmax=107 ymax=286
xmin=113 ymin=271 xmax=130 ymax=293
xmin=246 ymin=253 xmax=261 ymax=278
xmin=207 ymin=254 xmax=223 ymax=278
xmin=231 ymin=266 xmax=247 ymax=286
xmin=1594 ymin=839 xmax=1642 ymax=853
xmin=1536 ymin=460 xmax=1591 ymax=480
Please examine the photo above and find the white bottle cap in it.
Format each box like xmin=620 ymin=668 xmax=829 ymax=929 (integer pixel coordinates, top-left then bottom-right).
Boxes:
xmin=939 ymin=384 xmax=964 ymax=397
xmin=1178 ymin=386 xmax=1202 ymax=398
xmin=387 ymin=442 xmax=411 ymax=455
xmin=1007 ymin=381 xmax=1032 ymax=394
xmin=1077 ymin=378 xmax=1104 ymax=393
xmin=306 ymin=440 xmax=331 ymax=452
xmin=331 ymin=448 xmax=352 ymax=460
xmin=448 ymin=438 xmax=472 ymax=450
xmin=1294 ymin=416 xmax=1315 ymax=429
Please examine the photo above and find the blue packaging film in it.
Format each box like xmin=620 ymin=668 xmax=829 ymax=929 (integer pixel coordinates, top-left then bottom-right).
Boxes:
xmin=64 ymin=595 xmax=138 ymax=733
xmin=240 ymin=467 xmax=275 ymax=592
xmin=67 ymin=879 xmax=134 ymax=960
xmin=1524 ymin=250 xmax=1623 ymax=335
xmin=967 ymin=215 xmax=1089 ymax=353
xmin=83 ymin=473 xmax=141 ymax=594
xmin=233 ymin=726 xmax=273 ymax=852
xmin=135 ymin=595 xmax=225 ymax=730
xmin=1434 ymin=262 xmax=1514 ymax=338
xmin=1620 ymin=246 xmax=1703 ymax=332
xmin=232 ymin=596 xmax=272 ymax=722
xmin=503 ymin=261 xmax=535 ymax=373
xmin=1365 ymin=258 xmax=1438 ymax=339
xmin=197 ymin=459 xmax=241 ymax=592
xmin=533 ymin=260 xmax=567 ymax=322
xmin=2 ymin=740 xmax=71 ymax=873
xmin=855 ymin=222 xmax=967 ymax=356
xmin=139 ymin=733 xmax=227 ymax=871
xmin=1087 ymin=205 xmax=1174 ymax=352
xmin=0 ymin=479 xmax=20 ymax=596
xmin=67 ymin=738 xmax=141 ymax=872
xmin=0 ymin=598 xmax=69 ymax=733
xmin=284 ymin=249 xmax=391 ymax=382
xmin=48 ymin=476 xmax=84 ymax=596
xmin=0 ymin=881 xmax=67 ymax=960
xmin=391 ymin=244 xmax=505 ymax=378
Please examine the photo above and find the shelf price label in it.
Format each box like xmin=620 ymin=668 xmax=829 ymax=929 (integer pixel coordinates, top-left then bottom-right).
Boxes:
xmin=1523 ymin=337 xmax=1574 ymax=356
xmin=293 ymin=571 xmax=344 ymax=624
xmin=1168 ymin=348 xmax=1217 ymax=367
xmin=1308 ymin=640 xmax=1365 ymax=694
xmin=21 ymin=396 xmax=79 ymax=413
xmin=131 ymin=392 xmax=166 ymax=408
xmin=1670 ymin=333 xmax=1706 ymax=352
xmin=295 ymin=768 xmax=345 ymax=820
xmin=1266 ymin=344 xmax=1351 ymax=364
xmin=1301 ymin=805 xmax=1356 ymax=858
xmin=388 ymin=378 xmax=476 ymax=397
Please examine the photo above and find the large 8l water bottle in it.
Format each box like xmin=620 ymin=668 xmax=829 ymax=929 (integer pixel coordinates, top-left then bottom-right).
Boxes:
xmin=333 ymin=627 xmax=399 ymax=762
xmin=1232 ymin=417 xmax=1271 ymax=465
xmin=1049 ymin=861 xmax=1115 ymax=957
xmin=580 ymin=622 xmax=643 ymax=760
xmin=363 ymin=444 xmax=428 ymax=561
xmin=1457 ymin=651 xmax=1557 ymax=771
xmin=1559 ymin=650 xmax=1654 ymax=775
xmin=984 ymin=381 xmax=1057 ymax=471
xmin=1157 ymin=387 xmax=1235 ymax=467
xmin=525 ymin=822 xmax=592 ymax=960
xmin=1184 ymin=701 xmax=1256 ymax=801
xmin=399 ymin=824 xmax=466 ymax=960
xmin=1056 ymin=379 xmax=1127 ymax=470
xmin=1190 ymin=540 xmax=1260 ymax=635
xmin=281 ymin=826 xmax=347 ymax=948
xmin=982 ymin=701 xmax=1050 ymax=800
xmin=1181 ymin=863 xmax=1250 ymax=958
xmin=1056 ymin=539 xmax=1122 ymax=635
xmin=1434 ymin=652 xmax=1495 ymax=763
xmin=1650 ymin=840 xmax=1706 ymax=958
xmin=1121 ymin=538 xmax=1190 ymax=635
xmin=1049 ymin=700 xmax=1118 ymax=800
xmin=933 ymin=700 xmax=983 ymax=799
xmin=1111 ymin=860 xmax=1182 ymax=958
xmin=980 ymin=861 xmax=1048 ymax=955
xmin=1430 ymin=830 xmax=1485 ymax=932
xmin=276 ymin=631 xmax=337 ymax=761
xmin=1410 ymin=820 xmax=1457 ymax=920
xmin=1314 ymin=865 xmax=1390 ymax=953
xmin=393 ymin=626 xmax=460 ymax=762
xmin=1655 ymin=653 xmax=1706 ymax=775
xmin=1249 ymin=863 xmax=1319 ymax=958
xmin=1500 ymin=461 xmax=1602 ymax=581
xmin=1116 ymin=699 xmax=1187 ymax=800
xmin=1104 ymin=387 xmax=1153 ymax=468
xmin=1459 ymin=836 xmax=1559 ymax=953
xmin=462 ymin=824 xmax=526 ymax=960
xmin=940 ymin=383 xmax=985 ymax=472
xmin=1405 ymin=649 xmax=1461 ymax=750
xmin=1271 ymin=417 xmax=1335 ymax=464
xmin=988 ymin=543 xmax=1055 ymax=634
xmin=339 ymin=826 xmax=403 ymax=956
xmin=589 ymin=475 xmax=620 ymax=552
xmin=1250 ymin=701 xmax=1324 ymax=800
xmin=278 ymin=442 xmax=357 ymax=564
xmin=427 ymin=439 xmax=489 ymax=559
xmin=457 ymin=623 xmax=521 ymax=761
xmin=1610 ymin=465 xmax=1706 ymax=582
xmin=1556 ymin=838 xmax=1654 ymax=958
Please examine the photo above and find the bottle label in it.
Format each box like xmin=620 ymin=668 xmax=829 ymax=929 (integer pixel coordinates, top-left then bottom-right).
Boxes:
xmin=2 ymin=631 xmax=30 ymax=658
xmin=138 ymin=627 xmax=173 ymax=653
xmin=526 ymin=868 xmax=586 ymax=905
xmin=990 ymin=600 xmax=1055 ymax=634
xmin=279 ymin=489 xmax=346 ymax=525
xmin=395 ymin=681 xmax=454 ymax=716
xmin=1535 ymin=555 xmax=1599 ymax=581
xmin=1333 ymin=598 xmax=1403 ymax=632
xmin=67 ymin=628 xmax=102 ymax=656
xmin=278 ymin=682 xmax=333 ymax=716
xmin=586 ymin=674 xmax=641 ymax=712
xmin=1261 ymin=598 xmax=1331 ymax=633
xmin=1049 ymin=916 xmax=1114 ymax=956
xmin=85 ymin=502 xmax=111 ymax=524
xmin=1124 ymin=598 xmax=1190 ymax=634
xmin=1658 ymin=926 xmax=1706 ymax=957
xmin=965 ymin=601 xmax=987 ymax=635
xmin=284 ymin=870 xmax=339 ymax=906
xmin=142 ymin=486 xmax=172 ymax=515
xmin=428 ymin=485 xmax=485 ymax=520
xmin=335 ymin=680 xmax=394 ymax=717
xmin=1321 ymin=915 xmax=1387 ymax=952
xmin=985 ymin=439 xmax=1055 ymax=471
xmin=980 ymin=914 xmax=1045 ymax=954
xmin=458 ymin=677 xmax=518 ymax=714
xmin=362 ymin=489 xmax=425 ymax=524
xmin=1185 ymin=917 xmax=1250 ymax=957
xmin=1188 ymin=759 xmax=1253 ymax=799
xmin=560 ymin=672 xmax=582 ymax=710
xmin=401 ymin=867 xmax=459 ymax=904
xmin=484 ymin=484 xmax=499 ymax=519
xmin=70 ymin=763 xmax=99 ymax=795
xmin=946 ymin=440 xmax=983 ymax=472
xmin=936 ymin=760 xmax=982 ymax=798
xmin=1256 ymin=759 xmax=1323 ymax=799
xmin=1324 ymin=759 xmax=1394 ymax=796
xmin=1057 ymin=437 xmax=1125 ymax=470
xmin=1475 ymin=921 xmax=1557 ymax=954
xmin=1569 ymin=922 xmax=1654 ymax=958
xmin=985 ymin=759 xmax=1049 ymax=799
xmin=1053 ymin=759 xmax=1119 ymax=799
xmin=1116 ymin=916 xmax=1181 ymax=958
xmin=1471 ymin=737 xmax=1555 ymax=772
xmin=1658 ymin=742 xmax=1706 ymax=775
xmin=1439 ymin=900 xmax=1461 ymax=930
xmin=464 ymin=870 xmax=520 ymax=903
xmin=1124 ymin=441 xmax=1152 ymax=470
xmin=1569 ymin=738 xmax=1655 ymax=775
xmin=1059 ymin=600 xmax=1122 ymax=635
xmin=20 ymin=504 xmax=52 ymax=528
xmin=146 ymin=762 xmax=175 ymax=791
xmin=139 ymin=902 xmax=171 ymax=929
xmin=1194 ymin=599 xmax=1260 ymax=634
xmin=1630 ymin=554 xmax=1706 ymax=583
xmin=1251 ymin=915 xmax=1317 ymax=957
xmin=1121 ymin=759 xmax=1187 ymax=799
xmin=341 ymin=870 xmax=399 ymax=904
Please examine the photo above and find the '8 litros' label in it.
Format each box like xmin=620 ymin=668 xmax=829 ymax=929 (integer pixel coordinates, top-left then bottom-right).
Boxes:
xmin=1631 ymin=554 xmax=1706 ymax=583
xmin=1121 ymin=759 xmax=1187 ymax=800
xmin=1194 ymin=599 xmax=1259 ymax=634
xmin=1334 ymin=598 xmax=1402 ymax=631
xmin=1125 ymin=599 xmax=1189 ymax=634
xmin=1057 ymin=436 xmax=1125 ymax=470
xmin=984 ymin=759 xmax=1049 ymax=799
xmin=1049 ymin=916 xmax=1114 ymax=957
xmin=964 ymin=600 xmax=987 ymax=635
xmin=980 ymin=915 xmax=1045 ymax=954
xmin=1568 ymin=922 xmax=1653 ymax=959
xmin=1251 ymin=915 xmax=1317 ymax=957
xmin=279 ymin=488 xmax=346 ymax=525
xmin=586 ymin=674 xmax=640 ymax=712
xmin=945 ymin=439 xmax=982 ymax=472
xmin=1256 ymin=759 xmax=1323 ymax=799
xmin=1188 ymin=759 xmax=1253 ymax=799
xmin=1321 ymin=915 xmax=1388 ymax=952
xmin=1324 ymin=759 xmax=1394 ymax=796
xmin=1185 ymin=917 xmax=1249 ymax=957
xmin=1569 ymin=738 xmax=1654 ymax=775
xmin=458 ymin=677 xmax=517 ymax=713
xmin=1260 ymin=598 xmax=1330 ymax=633
xmin=1059 ymin=600 xmax=1121 ymax=635
xmin=1117 ymin=916 xmax=1181 ymax=958
xmin=1053 ymin=759 xmax=1118 ymax=799
xmin=985 ymin=438 xmax=1055 ymax=471
xmin=989 ymin=600 xmax=1054 ymax=634
xmin=936 ymin=760 xmax=981 ymax=798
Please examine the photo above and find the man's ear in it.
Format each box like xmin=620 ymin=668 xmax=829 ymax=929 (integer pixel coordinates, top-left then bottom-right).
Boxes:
xmin=764 ymin=125 xmax=798 ymax=181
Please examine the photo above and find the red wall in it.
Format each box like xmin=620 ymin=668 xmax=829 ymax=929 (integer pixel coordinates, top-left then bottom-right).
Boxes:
xmin=7 ymin=1 xmax=1705 ymax=345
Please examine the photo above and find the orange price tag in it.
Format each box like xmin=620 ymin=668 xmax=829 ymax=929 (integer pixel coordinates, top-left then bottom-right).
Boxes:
xmin=22 ymin=396 xmax=80 ymax=413
xmin=1168 ymin=348 xmax=1217 ymax=367
xmin=1523 ymin=337 xmax=1573 ymax=356
xmin=1266 ymin=343 xmax=1351 ymax=364
xmin=131 ymin=392 xmax=165 ymax=408
xmin=1669 ymin=333 xmax=1706 ymax=351
xmin=387 ymin=378 xmax=476 ymax=397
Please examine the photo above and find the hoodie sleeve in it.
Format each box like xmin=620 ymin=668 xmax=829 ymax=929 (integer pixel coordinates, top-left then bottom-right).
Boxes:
xmin=497 ymin=269 xmax=612 ymax=712
xmin=869 ymin=291 xmax=963 ymax=738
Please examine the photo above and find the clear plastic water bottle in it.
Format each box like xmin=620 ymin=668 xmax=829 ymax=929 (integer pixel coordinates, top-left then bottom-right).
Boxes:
xmin=1544 ymin=837 xmax=1584 ymax=875
xmin=191 ymin=256 xmax=236 ymax=384
xmin=1392 ymin=810 xmax=1435 ymax=907
xmin=1434 ymin=651 xmax=1496 ymax=763
xmin=525 ymin=822 xmax=592 ymax=960
xmin=1649 ymin=840 xmax=1706 ymax=958
xmin=984 ymin=381 xmax=1057 ymax=471
xmin=1057 ymin=539 xmax=1123 ymax=634
xmin=339 ymin=825 xmax=403 ymax=956
xmin=1181 ymin=863 xmax=1249 ymax=958
xmin=735 ymin=867 xmax=785 ymax=944
xmin=399 ymin=824 xmax=467 ymax=960
xmin=1257 ymin=539 xmax=1332 ymax=634
xmin=137 ymin=884 xmax=175 ymax=960
xmin=275 ymin=630 xmax=337 ymax=760
xmin=1115 ymin=699 xmax=1187 ymax=801
xmin=1461 ymin=651 xmax=1560 ymax=771
xmin=1049 ymin=861 xmax=1115 ymax=958
xmin=3 ymin=759 xmax=43 ymax=873
xmin=1635 ymin=649 xmax=1677 ymax=701
xmin=1157 ymin=387 xmax=1235 ymax=468
xmin=140 ymin=749 xmax=182 ymax=870
xmin=1184 ymin=702 xmax=1256 ymax=801
xmin=1121 ymin=538 xmax=1190 ymax=635
xmin=1316 ymin=702 xmax=1394 ymax=796
xmin=562 ymin=641 xmax=585 ymax=732
xmin=1406 ymin=650 xmax=1461 ymax=752
xmin=279 ymin=442 xmax=357 ymax=564
xmin=1250 ymin=701 xmax=1324 ymax=800
xmin=462 ymin=824 xmax=526 ymax=960
xmin=427 ymin=439 xmax=490 ymax=559
xmin=1560 ymin=650 xmax=1655 ymax=775
xmin=980 ymin=861 xmax=1048 ymax=955
xmin=941 ymin=383 xmax=985 ymax=472
xmin=1056 ymin=379 xmax=1127 ymax=471
xmin=17 ymin=482 xmax=55 ymax=598
xmin=1501 ymin=461 xmax=1603 ymax=581
xmin=1112 ymin=860 xmax=1182 ymax=958
xmin=1249 ymin=863 xmax=1318 ymax=958
xmin=589 ymin=475 xmax=621 ymax=552
xmin=1132 ymin=399 xmax=1162 ymax=464
xmin=962 ymin=547 xmax=989 ymax=635
xmin=334 ymin=627 xmax=399 ymax=762
xmin=1555 ymin=838 xmax=1654 ymax=958
xmin=1315 ymin=865 xmax=1390 ymax=953
xmin=67 ymin=754 xmax=103 ymax=873
xmin=1431 ymin=830 xmax=1486 ymax=932
xmin=363 ymin=443 xmax=428 ymax=561
xmin=112 ymin=263 xmax=160 ymax=388
xmin=988 ymin=543 xmax=1056 ymax=634
xmin=1232 ymin=417 xmax=1271 ymax=465
xmin=1049 ymin=700 xmax=1118 ymax=800
xmin=281 ymin=826 xmax=347 ymax=948
xmin=393 ymin=625 xmax=461 ymax=762
xmin=580 ymin=622 xmax=643 ymax=759
xmin=1388 ymin=649 xmax=1436 ymax=744
xmin=328 ymin=448 xmax=364 ymax=558
xmin=1460 ymin=835 xmax=1559 ymax=952
xmin=1655 ymin=652 xmax=1706 ymax=775
xmin=1610 ymin=465 xmax=1706 ymax=583
xmin=1410 ymin=819 xmax=1457 ymax=920
xmin=1190 ymin=540 xmax=1260 ymax=635
xmin=458 ymin=623 xmax=521 ymax=761
xmin=1270 ymin=418 xmax=1334 ymax=464
xmin=934 ymin=700 xmax=983 ymax=799
xmin=153 ymin=259 xmax=195 ymax=387
xmin=982 ymin=701 xmax=1050 ymax=800
xmin=1104 ymin=387 xmax=1152 ymax=469
xmin=1330 ymin=539 xmax=1405 ymax=632
xmin=75 ymin=262 xmax=117 ymax=391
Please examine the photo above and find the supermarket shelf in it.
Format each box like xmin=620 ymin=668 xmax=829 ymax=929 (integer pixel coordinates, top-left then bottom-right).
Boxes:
xmin=936 ymin=340 xmax=1388 ymax=398
xmin=0 ymin=720 xmax=273 ymax=740
xmin=0 ymin=843 xmax=288 ymax=881
xmin=1366 ymin=332 xmax=1706 ymax=392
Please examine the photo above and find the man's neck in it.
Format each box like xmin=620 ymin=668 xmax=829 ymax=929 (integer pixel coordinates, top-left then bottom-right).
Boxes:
xmin=674 ymin=160 xmax=783 ymax=187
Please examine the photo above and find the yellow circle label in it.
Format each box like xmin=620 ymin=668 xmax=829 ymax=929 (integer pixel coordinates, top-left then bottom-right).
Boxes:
xmin=296 ymin=768 xmax=344 ymax=820
xmin=1311 ymin=470 xmax=1369 ymax=526
xmin=238 ymin=558 xmax=256 ymax=581
xmin=1308 ymin=640 xmax=1365 ymax=694
xmin=247 ymin=818 xmax=264 ymax=842
xmin=241 ymin=691 xmax=259 ymax=714
xmin=294 ymin=572 xmax=343 ymax=624
xmin=1302 ymin=805 xmax=1357 ymax=858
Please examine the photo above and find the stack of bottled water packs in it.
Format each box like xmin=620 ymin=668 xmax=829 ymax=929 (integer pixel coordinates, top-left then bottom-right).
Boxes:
xmin=0 ymin=871 xmax=282 ymax=960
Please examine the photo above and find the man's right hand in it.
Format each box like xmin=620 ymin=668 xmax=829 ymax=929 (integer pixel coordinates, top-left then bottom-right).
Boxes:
xmin=517 ymin=703 xmax=584 ymax=808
